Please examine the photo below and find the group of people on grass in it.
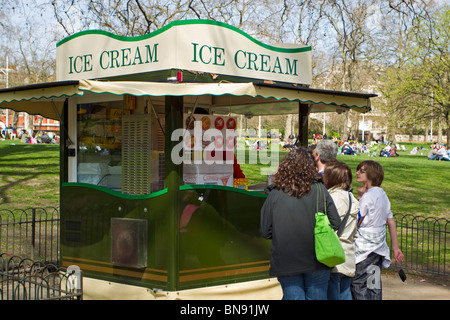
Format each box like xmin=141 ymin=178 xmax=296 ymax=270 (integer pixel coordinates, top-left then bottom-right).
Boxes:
xmin=309 ymin=137 xmax=404 ymax=158
xmin=427 ymin=144 xmax=449 ymax=161
xmin=1 ymin=128 xmax=60 ymax=144
xmin=260 ymin=140 xmax=404 ymax=300
xmin=311 ymin=136 xmax=450 ymax=162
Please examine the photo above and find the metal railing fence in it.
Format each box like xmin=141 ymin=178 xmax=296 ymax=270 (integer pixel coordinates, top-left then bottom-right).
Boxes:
xmin=0 ymin=253 xmax=82 ymax=300
xmin=0 ymin=207 xmax=60 ymax=264
xmin=389 ymin=214 xmax=449 ymax=280
xmin=0 ymin=207 xmax=448 ymax=280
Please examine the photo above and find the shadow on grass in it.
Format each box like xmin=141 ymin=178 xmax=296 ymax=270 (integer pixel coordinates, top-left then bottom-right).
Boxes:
xmin=0 ymin=142 xmax=60 ymax=208
xmin=0 ymin=173 xmax=39 ymax=205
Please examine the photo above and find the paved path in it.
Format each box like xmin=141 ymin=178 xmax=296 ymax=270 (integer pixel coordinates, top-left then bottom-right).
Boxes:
xmin=382 ymin=272 xmax=450 ymax=300
xmin=83 ymin=272 xmax=449 ymax=300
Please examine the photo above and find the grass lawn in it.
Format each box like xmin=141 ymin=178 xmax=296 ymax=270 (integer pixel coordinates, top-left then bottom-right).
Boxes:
xmin=240 ymin=143 xmax=450 ymax=219
xmin=1 ymin=139 xmax=449 ymax=218
xmin=337 ymin=153 xmax=449 ymax=218
xmin=0 ymin=140 xmax=60 ymax=211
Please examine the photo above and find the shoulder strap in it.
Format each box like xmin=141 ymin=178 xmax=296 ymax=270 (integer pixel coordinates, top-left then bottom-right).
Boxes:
xmin=315 ymin=182 xmax=327 ymax=214
xmin=337 ymin=192 xmax=352 ymax=237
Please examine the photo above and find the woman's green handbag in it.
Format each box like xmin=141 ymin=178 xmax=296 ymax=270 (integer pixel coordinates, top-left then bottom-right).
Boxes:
xmin=314 ymin=183 xmax=346 ymax=267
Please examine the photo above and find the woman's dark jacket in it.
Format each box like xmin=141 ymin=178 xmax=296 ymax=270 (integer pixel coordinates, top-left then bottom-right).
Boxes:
xmin=260 ymin=182 xmax=341 ymax=276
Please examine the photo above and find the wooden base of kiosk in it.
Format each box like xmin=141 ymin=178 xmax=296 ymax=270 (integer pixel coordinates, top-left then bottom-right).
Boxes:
xmin=83 ymin=277 xmax=282 ymax=300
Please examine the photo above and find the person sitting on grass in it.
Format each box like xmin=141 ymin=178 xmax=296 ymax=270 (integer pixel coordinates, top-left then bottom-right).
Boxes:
xmin=428 ymin=146 xmax=441 ymax=160
xmin=409 ymin=147 xmax=418 ymax=155
xmin=380 ymin=148 xmax=390 ymax=157
xmin=437 ymin=145 xmax=449 ymax=161
xmin=342 ymin=142 xmax=356 ymax=155
xmin=389 ymin=146 xmax=399 ymax=157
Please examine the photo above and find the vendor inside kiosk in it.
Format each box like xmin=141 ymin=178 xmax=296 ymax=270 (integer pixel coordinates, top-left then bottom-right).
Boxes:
xmin=0 ymin=20 xmax=375 ymax=299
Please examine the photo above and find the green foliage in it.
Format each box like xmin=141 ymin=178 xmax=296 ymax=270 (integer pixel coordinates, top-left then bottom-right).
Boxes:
xmin=378 ymin=7 xmax=450 ymax=142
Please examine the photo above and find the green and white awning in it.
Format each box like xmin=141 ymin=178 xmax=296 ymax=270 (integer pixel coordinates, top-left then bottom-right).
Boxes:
xmin=0 ymin=79 xmax=375 ymax=120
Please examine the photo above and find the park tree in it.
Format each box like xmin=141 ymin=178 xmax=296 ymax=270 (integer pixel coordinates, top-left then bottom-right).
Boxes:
xmin=379 ymin=5 xmax=449 ymax=143
xmin=0 ymin=1 xmax=56 ymax=87
xmin=317 ymin=0 xmax=383 ymax=141
xmin=0 ymin=0 xmax=57 ymax=130
xmin=1 ymin=0 xmax=448 ymax=143
xmin=50 ymin=0 xmax=333 ymax=138
xmin=50 ymin=0 xmax=296 ymax=39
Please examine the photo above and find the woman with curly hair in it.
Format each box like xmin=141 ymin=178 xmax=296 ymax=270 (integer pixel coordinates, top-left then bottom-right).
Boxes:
xmin=260 ymin=147 xmax=341 ymax=300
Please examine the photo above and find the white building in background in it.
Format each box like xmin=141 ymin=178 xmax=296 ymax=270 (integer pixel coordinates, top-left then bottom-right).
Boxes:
xmin=0 ymin=111 xmax=60 ymax=134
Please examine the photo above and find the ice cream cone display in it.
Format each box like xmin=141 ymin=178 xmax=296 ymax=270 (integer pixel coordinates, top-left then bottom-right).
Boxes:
xmin=183 ymin=114 xmax=237 ymax=187
xmin=233 ymin=178 xmax=249 ymax=190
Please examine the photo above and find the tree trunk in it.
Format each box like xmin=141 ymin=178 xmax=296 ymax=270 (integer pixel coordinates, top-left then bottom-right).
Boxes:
xmin=446 ymin=112 xmax=450 ymax=145
xmin=286 ymin=114 xmax=292 ymax=138
xmin=342 ymin=112 xmax=349 ymax=141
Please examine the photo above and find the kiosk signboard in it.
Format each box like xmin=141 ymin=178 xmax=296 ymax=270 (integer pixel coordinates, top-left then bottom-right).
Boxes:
xmin=56 ymin=20 xmax=312 ymax=85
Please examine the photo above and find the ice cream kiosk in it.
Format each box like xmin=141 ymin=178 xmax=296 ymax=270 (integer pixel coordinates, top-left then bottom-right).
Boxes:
xmin=0 ymin=20 xmax=375 ymax=299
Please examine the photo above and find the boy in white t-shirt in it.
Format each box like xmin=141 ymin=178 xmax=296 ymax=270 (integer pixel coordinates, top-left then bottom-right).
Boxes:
xmin=351 ymin=160 xmax=404 ymax=300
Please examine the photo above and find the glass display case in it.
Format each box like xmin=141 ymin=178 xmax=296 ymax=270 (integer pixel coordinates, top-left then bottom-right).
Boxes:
xmin=77 ymin=100 xmax=126 ymax=190
xmin=76 ymin=97 xmax=165 ymax=193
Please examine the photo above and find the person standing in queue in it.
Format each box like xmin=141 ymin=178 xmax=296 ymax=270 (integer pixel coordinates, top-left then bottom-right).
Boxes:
xmin=323 ymin=161 xmax=360 ymax=300
xmin=314 ymin=139 xmax=338 ymax=174
xmin=351 ymin=160 xmax=404 ymax=300
xmin=260 ymin=147 xmax=341 ymax=300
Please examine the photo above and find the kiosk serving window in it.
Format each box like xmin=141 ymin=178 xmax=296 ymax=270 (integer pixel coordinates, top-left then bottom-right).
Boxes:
xmin=76 ymin=97 xmax=166 ymax=194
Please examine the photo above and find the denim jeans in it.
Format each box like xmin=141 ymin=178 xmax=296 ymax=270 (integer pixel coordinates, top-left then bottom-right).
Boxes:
xmin=277 ymin=269 xmax=330 ymax=300
xmin=327 ymin=273 xmax=353 ymax=300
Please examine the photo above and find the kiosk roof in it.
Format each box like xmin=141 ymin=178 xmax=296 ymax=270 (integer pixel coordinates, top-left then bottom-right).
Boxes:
xmin=0 ymin=79 xmax=375 ymax=120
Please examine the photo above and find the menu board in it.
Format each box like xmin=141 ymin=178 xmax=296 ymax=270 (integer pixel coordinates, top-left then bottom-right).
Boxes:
xmin=182 ymin=114 xmax=236 ymax=187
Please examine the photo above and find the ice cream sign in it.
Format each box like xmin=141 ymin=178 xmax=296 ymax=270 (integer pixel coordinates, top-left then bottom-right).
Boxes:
xmin=56 ymin=20 xmax=312 ymax=85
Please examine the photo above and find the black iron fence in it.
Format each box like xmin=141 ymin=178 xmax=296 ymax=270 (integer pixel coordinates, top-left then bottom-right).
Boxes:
xmin=390 ymin=214 xmax=449 ymax=280
xmin=0 ymin=207 xmax=59 ymax=264
xmin=0 ymin=253 xmax=82 ymax=300
xmin=0 ymin=207 xmax=448 ymax=281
